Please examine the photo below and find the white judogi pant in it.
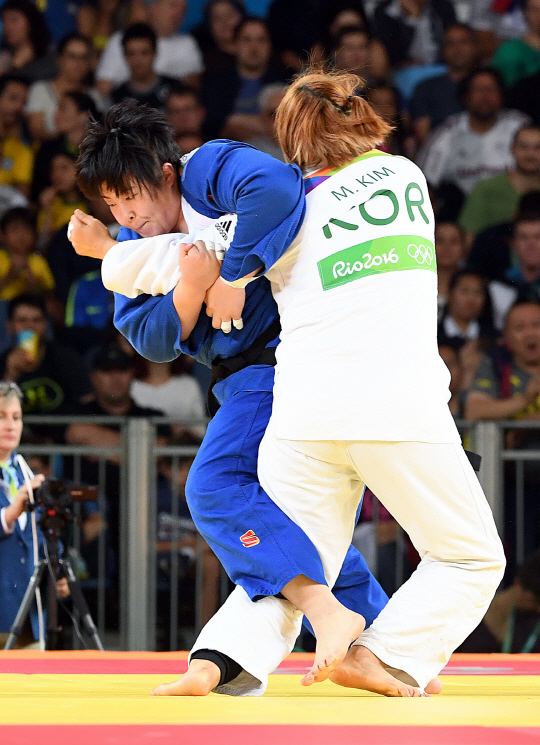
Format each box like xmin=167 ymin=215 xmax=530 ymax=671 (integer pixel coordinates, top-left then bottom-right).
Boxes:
xmin=257 ymin=436 xmax=506 ymax=689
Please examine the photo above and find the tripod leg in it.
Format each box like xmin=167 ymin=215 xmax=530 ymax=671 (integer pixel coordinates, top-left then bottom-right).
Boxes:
xmin=4 ymin=561 xmax=47 ymax=650
xmin=62 ymin=559 xmax=104 ymax=651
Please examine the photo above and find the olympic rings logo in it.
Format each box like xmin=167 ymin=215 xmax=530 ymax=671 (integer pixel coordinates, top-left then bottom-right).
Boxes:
xmin=407 ymin=242 xmax=433 ymax=265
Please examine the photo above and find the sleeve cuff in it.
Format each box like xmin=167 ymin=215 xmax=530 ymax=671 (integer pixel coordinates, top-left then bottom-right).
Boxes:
xmin=1 ymin=507 xmax=14 ymax=534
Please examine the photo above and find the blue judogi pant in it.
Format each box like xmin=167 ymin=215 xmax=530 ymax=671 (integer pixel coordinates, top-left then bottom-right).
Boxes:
xmin=186 ymin=385 xmax=388 ymax=628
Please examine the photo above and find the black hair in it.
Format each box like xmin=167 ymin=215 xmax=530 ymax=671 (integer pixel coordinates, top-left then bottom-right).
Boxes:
xmin=57 ymin=31 xmax=92 ymax=57
xmin=444 ymin=22 xmax=476 ymax=38
xmin=63 ymin=90 xmax=99 ymax=121
xmin=459 ymin=66 xmax=506 ymax=105
xmin=517 ymin=549 xmax=540 ymax=600
xmin=233 ymin=16 xmax=270 ymax=42
xmin=0 ymin=206 xmax=36 ymax=233
xmin=448 ymin=268 xmax=487 ymax=293
xmin=203 ymin=0 xmax=246 ymax=28
xmin=76 ymin=100 xmax=183 ymax=199
xmin=0 ymin=0 xmax=51 ymax=59
xmin=0 ymin=73 xmax=27 ymax=97
xmin=8 ymin=292 xmax=46 ymax=320
xmin=333 ymin=24 xmax=370 ymax=51
xmin=512 ymin=124 xmax=540 ymax=147
xmin=166 ymin=80 xmax=200 ymax=102
xmin=513 ymin=207 xmax=540 ymax=235
xmin=122 ymin=22 xmax=157 ymax=52
xmin=506 ymin=299 xmax=540 ymax=327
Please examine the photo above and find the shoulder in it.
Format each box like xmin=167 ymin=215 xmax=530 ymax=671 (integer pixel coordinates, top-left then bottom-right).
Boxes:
xmin=497 ymin=109 xmax=530 ymax=126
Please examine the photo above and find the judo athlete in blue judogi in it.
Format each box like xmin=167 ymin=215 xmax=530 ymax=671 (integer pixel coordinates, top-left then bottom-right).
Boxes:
xmin=72 ymin=107 xmax=387 ymax=696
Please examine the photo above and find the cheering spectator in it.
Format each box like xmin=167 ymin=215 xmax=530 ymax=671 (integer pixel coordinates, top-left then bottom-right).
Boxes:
xmin=0 ymin=207 xmax=54 ymax=301
xmin=31 ymin=91 xmax=99 ymax=203
xmin=418 ymin=68 xmax=529 ymax=200
xmin=409 ymin=24 xmax=479 ymax=144
xmin=77 ymin=0 xmax=148 ymax=55
xmin=165 ymin=82 xmax=205 ymax=149
xmin=95 ymin=0 xmax=203 ymax=97
xmin=191 ymin=0 xmax=245 ymax=73
xmin=435 ymin=221 xmax=466 ymax=320
xmin=37 ymin=152 xmax=89 ymax=247
xmin=201 ymin=17 xmax=288 ymax=141
xmin=460 ymin=125 xmax=540 ymax=243
xmin=0 ymin=294 xmax=92 ymax=416
xmin=111 ymin=24 xmax=176 ymax=110
xmin=492 ymin=0 xmax=540 ymax=88
xmin=372 ymin=0 xmax=456 ymax=69
xmin=0 ymin=75 xmax=32 ymax=197
xmin=0 ymin=0 xmax=55 ymax=83
xmin=25 ymin=33 xmax=100 ymax=142
xmin=466 ymin=300 xmax=540 ymax=421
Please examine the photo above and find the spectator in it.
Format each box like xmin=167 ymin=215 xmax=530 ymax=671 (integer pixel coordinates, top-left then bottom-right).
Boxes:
xmin=0 ymin=207 xmax=54 ymax=300
xmin=459 ymin=549 xmax=540 ymax=653
xmin=37 ymin=152 xmax=89 ymax=247
xmin=25 ymin=33 xmax=100 ymax=143
xmin=435 ymin=221 xmax=466 ymax=320
xmin=95 ymin=0 xmax=203 ymax=97
xmin=77 ymin=0 xmax=148 ymax=55
xmin=488 ymin=213 xmax=540 ymax=327
xmin=313 ymin=2 xmax=389 ymax=80
xmin=165 ymin=82 xmax=205 ymax=147
xmin=191 ymin=0 xmax=246 ymax=73
xmin=0 ymin=75 xmax=32 ymax=197
xmin=0 ymin=294 xmax=92 ymax=416
xmin=372 ymin=0 xmax=456 ymax=69
xmin=31 ymin=91 xmax=99 ymax=204
xmin=438 ymin=343 xmax=465 ymax=417
xmin=131 ymin=357 xmax=205 ymax=423
xmin=332 ymin=26 xmax=387 ymax=88
xmin=65 ymin=344 xmax=165 ymax=565
xmin=418 ymin=68 xmax=529 ymax=200
xmin=367 ymin=84 xmax=415 ymax=158
xmin=245 ymin=82 xmax=286 ymax=160
xmin=267 ymin=0 xmax=327 ymax=73
xmin=460 ymin=126 xmax=540 ymax=245
xmin=469 ymin=0 xmax=527 ymax=62
xmin=508 ymin=57 xmax=540 ymax=127
xmin=0 ymin=382 xmax=68 ymax=649
xmin=201 ymin=17 xmax=288 ymax=141
xmin=465 ymin=300 xmax=540 ymax=421
xmin=111 ymin=23 xmax=177 ymax=111
xmin=64 ymin=269 xmax=113 ymax=349
xmin=492 ymin=0 xmax=540 ymax=87
xmin=0 ymin=0 xmax=55 ymax=83
xmin=438 ymin=270 xmax=496 ymax=388
xmin=409 ymin=24 xmax=479 ymax=145
xmin=467 ymin=191 xmax=540 ymax=281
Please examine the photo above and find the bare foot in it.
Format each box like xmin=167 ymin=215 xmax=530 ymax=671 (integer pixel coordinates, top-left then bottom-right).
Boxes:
xmin=329 ymin=645 xmax=427 ymax=697
xmin=151 ymin=659 xmax=221 ymax=696
xmin=425 ymin=677 xmax=443 ymax=695
xmin=301 ymin=605 xmax=366 ymax=686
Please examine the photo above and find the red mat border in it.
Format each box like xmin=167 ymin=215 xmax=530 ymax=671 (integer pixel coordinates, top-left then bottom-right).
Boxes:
xmin=1 ymin=652 xmax=540 ymax=675
xmin=1 ymin=725 xmax=539 ymax=745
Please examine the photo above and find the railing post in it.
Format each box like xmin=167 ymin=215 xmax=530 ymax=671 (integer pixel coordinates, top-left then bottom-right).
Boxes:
xmin=121 ymin=418 xmax=156 ymax=650
xmin=470 ymin=421 xmax=504 ymax=534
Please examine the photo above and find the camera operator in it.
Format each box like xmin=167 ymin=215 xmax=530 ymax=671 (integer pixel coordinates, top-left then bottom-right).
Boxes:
xmin=0 ymin=381 xmax=68 ymax=649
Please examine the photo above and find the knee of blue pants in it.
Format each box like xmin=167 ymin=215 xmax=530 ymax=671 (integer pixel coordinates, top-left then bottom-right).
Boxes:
xmin=186 ymin=461 xmax=328 ymax=599
xmin=302 ymin=545 xmax=388 ymax=637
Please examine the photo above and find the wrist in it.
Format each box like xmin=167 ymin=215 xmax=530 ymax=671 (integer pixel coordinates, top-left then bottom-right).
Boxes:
xmin=174 ymin=279 xmax=206 ymax=303
xmin=99 ymin=237 xmax=118 ymax=259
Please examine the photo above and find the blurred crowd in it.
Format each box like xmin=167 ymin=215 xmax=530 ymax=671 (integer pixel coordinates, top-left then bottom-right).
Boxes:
xmin=1 ymin=0 xmax=540 ymax=647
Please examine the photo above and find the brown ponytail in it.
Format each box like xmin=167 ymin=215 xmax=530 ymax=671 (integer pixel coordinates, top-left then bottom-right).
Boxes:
xmin=275 ymin=68 xmax=393 ymax=171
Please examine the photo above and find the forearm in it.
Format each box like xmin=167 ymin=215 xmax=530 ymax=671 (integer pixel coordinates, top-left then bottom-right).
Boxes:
xmin=1 ymin=504 xmax=18 ymax=531
xmin=173 ymin=281 xmax=206 ymax=341
xmin=465 ymin=392 xmax=528 ymax=420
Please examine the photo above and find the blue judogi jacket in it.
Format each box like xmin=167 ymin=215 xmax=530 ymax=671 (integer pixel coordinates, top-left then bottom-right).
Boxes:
xmin=114 ymin=140 xmax=305 ymax=400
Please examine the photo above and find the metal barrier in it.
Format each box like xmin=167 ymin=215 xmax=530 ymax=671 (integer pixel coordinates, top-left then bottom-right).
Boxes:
xmin=16 ymin=416 xmax=540 ymax=650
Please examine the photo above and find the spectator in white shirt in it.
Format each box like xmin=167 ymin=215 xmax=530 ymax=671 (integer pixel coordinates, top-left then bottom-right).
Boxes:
xmin=95 ymin=0 xmax=203 ymax=97
xmin=418 ymin=68 xmax=529 ymax=198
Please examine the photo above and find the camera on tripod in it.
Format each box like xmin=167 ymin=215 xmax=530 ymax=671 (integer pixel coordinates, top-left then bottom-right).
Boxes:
xmin=4 ymin=478 xmax=104 ymax=651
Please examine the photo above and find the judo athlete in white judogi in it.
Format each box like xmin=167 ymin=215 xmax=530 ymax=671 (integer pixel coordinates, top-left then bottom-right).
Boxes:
xmin=254 ymin=70 xmax=506 ymax=693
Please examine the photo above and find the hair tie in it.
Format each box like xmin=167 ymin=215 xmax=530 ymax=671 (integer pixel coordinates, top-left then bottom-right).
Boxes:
xmin=298 ymin=85 xmax=354 ymax=115
xmin=110 ymin=127 xmax=121 ymax=135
